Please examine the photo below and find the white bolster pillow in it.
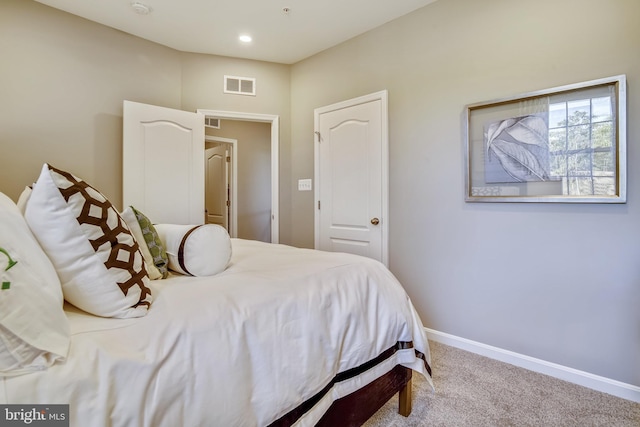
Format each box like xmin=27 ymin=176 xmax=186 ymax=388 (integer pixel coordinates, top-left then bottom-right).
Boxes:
xmin=154 ymin=224 xmax=232 ymax=276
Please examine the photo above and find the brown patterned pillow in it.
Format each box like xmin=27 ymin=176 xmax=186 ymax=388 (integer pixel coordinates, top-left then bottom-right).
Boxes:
xmin=24 ymin=164 xmax=152 ymax=318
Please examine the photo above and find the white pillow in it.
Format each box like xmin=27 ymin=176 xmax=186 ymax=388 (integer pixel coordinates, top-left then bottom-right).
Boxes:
xmin=121 ymin=206 xmax=163 ymax=280
xmin=0 ymin=192 xmax=70 ymax=376
xmin=16 ymin=185 xmax=31 ymax=215
xmin=155 ymin=224 xmax=232 ymax=276
xmin=24 ymin=164 xmax=152 ymax=318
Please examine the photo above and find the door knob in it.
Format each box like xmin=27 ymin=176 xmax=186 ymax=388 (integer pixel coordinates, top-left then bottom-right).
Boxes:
xmin=370 ymin=217 xmax=380 ymax=225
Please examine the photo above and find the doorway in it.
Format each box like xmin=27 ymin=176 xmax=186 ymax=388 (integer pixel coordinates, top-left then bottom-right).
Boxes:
xmin=205 ymin=137 xmax=236 ymax=236
xmin=123 ymin=101 xmax=279 ymax=243
xmin=205 ymin=123 xmax=270 ymax=242
xmin=198 ymin=109 xmax=278 ymax=243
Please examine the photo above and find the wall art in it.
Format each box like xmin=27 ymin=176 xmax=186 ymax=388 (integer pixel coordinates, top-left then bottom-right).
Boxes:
xmin=465 ymin=75 xmax=626 ymax=203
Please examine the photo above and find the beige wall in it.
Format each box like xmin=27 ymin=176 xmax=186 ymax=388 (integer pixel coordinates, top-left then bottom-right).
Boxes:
xmin=206 ymin=120 xmax=272 ymax=242
xmin=291 ymin=0 xmax=640 ymax=386
xmin=0 ymin=1 xmax=291 ymax=248
xmin=0 ymin=0 xmax=182 ymax=205
xmin=180 ymin=53 xmax=292 ymax=243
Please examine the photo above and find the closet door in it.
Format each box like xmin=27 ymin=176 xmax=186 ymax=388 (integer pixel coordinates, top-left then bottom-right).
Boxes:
xmin=123 ymin=100 xmax=205 ymax=225
xmin=314 ymin=91 xmax=388 ymax=266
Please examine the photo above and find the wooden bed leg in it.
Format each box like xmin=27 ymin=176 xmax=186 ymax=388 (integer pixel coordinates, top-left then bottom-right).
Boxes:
xmin=398 ymin=376 xmax=412 ymax=417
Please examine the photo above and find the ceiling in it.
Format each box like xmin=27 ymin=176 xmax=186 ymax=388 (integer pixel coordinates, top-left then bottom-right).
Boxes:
xmin=34 ymin=0 xmax=439 ymax=64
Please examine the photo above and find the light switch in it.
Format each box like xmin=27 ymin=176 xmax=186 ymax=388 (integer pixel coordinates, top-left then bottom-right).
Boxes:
xmin=298 ymin=179 xmax=312 ymax=191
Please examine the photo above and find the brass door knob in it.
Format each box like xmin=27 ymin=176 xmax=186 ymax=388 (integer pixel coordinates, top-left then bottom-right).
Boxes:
xmin=370 ymin=217 xmax=380 ymax=225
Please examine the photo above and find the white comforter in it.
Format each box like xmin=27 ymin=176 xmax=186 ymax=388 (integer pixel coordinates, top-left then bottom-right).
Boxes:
xmin=1 ymin=239 xmax=432 ymax=426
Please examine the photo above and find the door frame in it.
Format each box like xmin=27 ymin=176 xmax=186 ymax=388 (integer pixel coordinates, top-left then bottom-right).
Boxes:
xmin=313 ymin=90 xmax=389 ymax=266
xmin=197 ymin=109 xmax=279 ymax=244
xmin=205 ymin=136 xmax=237 ymax=237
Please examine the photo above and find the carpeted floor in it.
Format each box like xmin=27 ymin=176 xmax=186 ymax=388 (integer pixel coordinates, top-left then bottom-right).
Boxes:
xmin=363 ymin=341 xmax=640 ymax=426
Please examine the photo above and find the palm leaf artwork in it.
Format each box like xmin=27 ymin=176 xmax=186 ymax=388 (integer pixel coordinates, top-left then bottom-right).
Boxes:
xmin=485 ymin=114 xmax=551 ymax=183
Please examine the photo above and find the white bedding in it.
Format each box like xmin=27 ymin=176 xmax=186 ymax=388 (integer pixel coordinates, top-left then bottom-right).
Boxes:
xmin=1 ymin=239 xmax=432 ymax=426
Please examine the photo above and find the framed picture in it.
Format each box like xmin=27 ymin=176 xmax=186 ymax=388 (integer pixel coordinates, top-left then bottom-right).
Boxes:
xmin=465 ymin=75 xmax=626 ymax=203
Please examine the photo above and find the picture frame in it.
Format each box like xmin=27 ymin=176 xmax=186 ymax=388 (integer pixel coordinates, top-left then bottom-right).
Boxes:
xmin=465 ymin=75 xmax=627 ymax=203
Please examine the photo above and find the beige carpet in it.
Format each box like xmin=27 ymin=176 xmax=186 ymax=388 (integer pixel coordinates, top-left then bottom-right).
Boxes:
xmin=364 ymin=341 xmax=640 ymax=426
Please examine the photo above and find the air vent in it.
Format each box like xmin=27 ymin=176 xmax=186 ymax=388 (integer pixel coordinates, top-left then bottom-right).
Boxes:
xmin=224 ymin=75 xmax=256 ymax=96
xmin=205 ymin=117 xmax=220 ymax=129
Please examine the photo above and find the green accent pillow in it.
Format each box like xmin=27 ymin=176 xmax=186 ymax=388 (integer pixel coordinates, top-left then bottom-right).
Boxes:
xmin=0 ymin=247 xmax=17 ymax=290
xmin=131 ymin=207 xmax=169 ymax=279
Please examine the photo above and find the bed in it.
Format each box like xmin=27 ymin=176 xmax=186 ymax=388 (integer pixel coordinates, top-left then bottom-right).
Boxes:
xmin=0 ymin=164 xmax=433 ymax=426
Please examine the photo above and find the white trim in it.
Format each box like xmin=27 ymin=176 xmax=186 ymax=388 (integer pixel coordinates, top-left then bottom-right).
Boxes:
xmin=197 ymin=110 xmax=279 ymax=244
xmin=425 ymin=328 xmax=640 ymax=403
xmin=205 ymin=136 xmax=238 ymax=238
xmin=313 ymin=90 xmax=389 ymax=266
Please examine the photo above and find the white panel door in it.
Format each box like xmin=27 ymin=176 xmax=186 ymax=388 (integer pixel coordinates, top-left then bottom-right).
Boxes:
xmin=314 ymin=91 xmax=388 ymax=265
xmin=123 ymin=101 xmax=205 ymax=225
xmin=205 ymin=145 xmax=229 ymax=228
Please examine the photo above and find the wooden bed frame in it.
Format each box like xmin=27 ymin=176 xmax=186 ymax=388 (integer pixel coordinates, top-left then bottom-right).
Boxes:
xmin=318 ymin=365 xmax=413 ymax=426
xmin=271 ymin=365 xmax=413 ymax=426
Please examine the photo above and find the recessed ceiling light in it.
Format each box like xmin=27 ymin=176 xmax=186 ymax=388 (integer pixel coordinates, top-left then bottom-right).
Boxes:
xmin=239 ymin=35 xmax=252 ymax=43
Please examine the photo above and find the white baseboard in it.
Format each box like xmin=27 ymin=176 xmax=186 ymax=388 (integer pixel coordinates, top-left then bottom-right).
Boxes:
xmin=425 ymin=328 xmax=640 ymax=403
